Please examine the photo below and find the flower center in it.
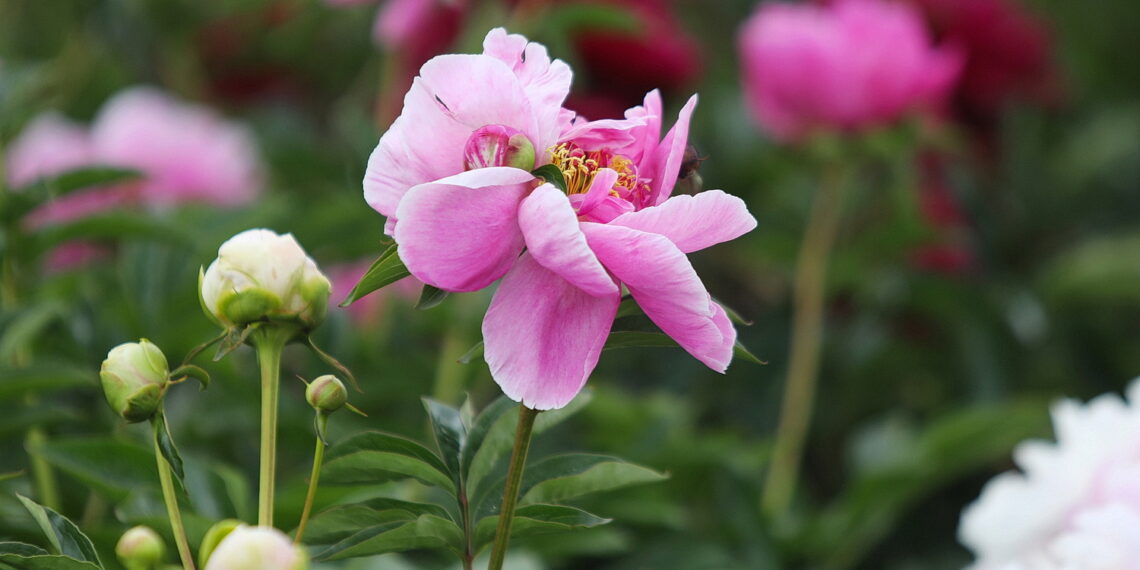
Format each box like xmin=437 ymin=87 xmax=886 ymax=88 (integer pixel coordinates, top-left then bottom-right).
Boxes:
xmin=548 ymin=142 xmax=651 ymax=204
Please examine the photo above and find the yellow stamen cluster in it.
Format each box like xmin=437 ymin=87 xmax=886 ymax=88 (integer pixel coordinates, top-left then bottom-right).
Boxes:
xmin=548 ymin=142 xmax=650 ymax=203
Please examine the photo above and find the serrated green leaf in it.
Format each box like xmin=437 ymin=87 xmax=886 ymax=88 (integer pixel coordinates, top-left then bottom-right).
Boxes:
xmin=0 ymin=553 xmax=102 ymax=569
xmin=0 ymin=365 xmax=94 ymax=400
xmin=30 ymin=437 xmax=156 ymax=502
xmin=315 ymin=515 xmax=463 ymax=560
xmin=321 ymin=432 xmax=454 ymax=492
xmin=422 ymin=399 xmax=465 ymax=486
xmin=154 ymin=411 xmax=185 ymax=486
xmin=472 ymin=504 xmax=611 ymax=552
xmin=415 ymin=284 xmax=449 ymax=310
xmin=302 ymin=498 xmax=452 ymax=546
xmin=531 ymin=164 xmax=567 ymax=193
xmin=467 ymin=394 xmax=594 ymax=511
xmin=518 ymin=455 xmax=668 ymax=506
xmin=15 ymin=495 xmax=101 ymax=565
xmin=339 ymin=244 xmax=410 ymax=307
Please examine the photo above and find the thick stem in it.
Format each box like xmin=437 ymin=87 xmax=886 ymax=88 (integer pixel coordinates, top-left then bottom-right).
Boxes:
xmin=762 ymin=166 xmax=848 ymax=518
xmin=251 ymin=326 xmax=294 ymax=527
xmin=293 ymin=433 xmax=325 ymax=545
xmin=154 ymin=414 xmax=195 ymax=570
xmin=487 ymin=405 xmax=540 ymax=570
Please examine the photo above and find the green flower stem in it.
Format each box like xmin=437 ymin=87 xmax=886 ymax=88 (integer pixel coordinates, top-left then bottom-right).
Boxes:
xmin=250 ymin=325 xmax=295 ymax=527
xmin=153 ymin=413 xmax=195 ymax=570
xmin=294 ymin=421 xmax=326 ymax=545
xmin=762 ymin=165 xmax=849 ymax=519
xmin=488 ymin=404 xmax=540 ymax=570
xmin=24 ymin=425 xmax=61 ymax=511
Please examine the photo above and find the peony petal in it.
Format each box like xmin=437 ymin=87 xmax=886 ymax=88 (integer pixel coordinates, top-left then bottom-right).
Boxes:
xmin=393 ymin=167 xmax=532 ymax=292
xmin=609 ymin=190 xmax=757 ymax=253
xmin=575 ymin=167 xmax=620 ymax=219
xmin=647 ymin=94 xmax=697 ymax=205
xmin=482 ymin=28 xmax=572 ymax=152
xmin=582 ymin=223 xmax=734 ymax=371
xmin=483 ymin=254 xmax=620 ymax=410
xmin=364 ymin=54 xmax=537 ymax=224
xmin=518 ymin=183 xmax=618 ymax=297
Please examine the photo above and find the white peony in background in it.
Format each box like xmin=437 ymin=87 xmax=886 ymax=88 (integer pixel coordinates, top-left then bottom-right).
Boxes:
xmin=960 ymin=379 xmax=1140 ymax=569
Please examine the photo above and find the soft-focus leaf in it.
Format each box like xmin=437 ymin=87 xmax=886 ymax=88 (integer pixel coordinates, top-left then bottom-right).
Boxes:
xmin=2 ymin=167 xmax=141 ymax=223
xmin=602 ymin=331 xmax=765 ymax=365
xmin=415 ymin=284 xmax=449 ymax=310
xmin=0 ymin=303 xmax=67 ymax=364
xmin=0 ymin=365 xmax=93 ymax=399
xmin=472 ymin=504 xmax=611 ymax=552
xmin=314 ymin=515 xmax=463 ymax=560
xmin=302 ymin=498 xmax=452 ymax=546
xmin=321 ymin=432 xmax=454 ymax=492
xmin=339 ymin=244 xmax=410 ymax=307
xmin=34 ymin=214 xmax=193 ymax=252
xmin=31 ymin=437 xmax=156 ymax=502
xmin=422 ymin=398 xmax=465 ymax=485
xmin=154 ymin=411 xmax=185 ymax=486
xmin=0 ymin=553 xmax=102 ymax=569
xmin=15 ymin=495 xmax=101 ymax=564
xmin=457 ymin=341 xmax=484 ymax=364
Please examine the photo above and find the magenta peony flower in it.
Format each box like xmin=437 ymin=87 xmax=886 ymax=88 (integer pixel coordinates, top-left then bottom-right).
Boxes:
xmin=365 ymin=29 xmax=756 ymax=409
xmin=91 ymin=87 xmax=262 ymax=208
xmin=960 ymin=380 xmax=1140 ymax=569
xmin=737 ymin=0 xmax=963 ymax=141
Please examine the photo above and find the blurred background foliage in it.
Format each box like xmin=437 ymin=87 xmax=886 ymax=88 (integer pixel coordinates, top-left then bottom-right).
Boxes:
xmin=1 ymin=0 xmax=1139 ymax=568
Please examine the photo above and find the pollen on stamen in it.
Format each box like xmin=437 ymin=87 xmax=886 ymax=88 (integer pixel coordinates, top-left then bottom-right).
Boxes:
xmin=548 ymin=142 xmax=652 ymax=205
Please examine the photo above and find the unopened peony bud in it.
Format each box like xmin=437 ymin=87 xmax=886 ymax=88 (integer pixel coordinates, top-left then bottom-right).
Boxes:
xmin=463 ymin=125 xmax=536 ymax=171
xmin=202 ymin=525 xmax=308 ymax=570
xmin=115 ymin=526 xmax=165 ymax=570
xmin=100 ymin=340 xmax=169 ymax=423
xmin=306 ymin=375 xmax=347 ymax=413
xmin=200 ymin=229 xmax=331 ymax=331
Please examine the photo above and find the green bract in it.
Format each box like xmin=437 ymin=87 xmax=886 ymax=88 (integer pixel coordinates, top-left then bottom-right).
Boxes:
xmin=200 ymin=229 xmax=331 ymax=331
xmin=99 ymin=339 xmax=169 ymax=423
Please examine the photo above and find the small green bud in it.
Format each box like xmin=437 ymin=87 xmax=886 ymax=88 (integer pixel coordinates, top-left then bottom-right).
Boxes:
xmin=306 ymin=375 xmax=347 ymax=413
xmin=100 ymin=340 xmax=169 ymax=423
xmin=116 ymin=526 xmax=165 ymax=570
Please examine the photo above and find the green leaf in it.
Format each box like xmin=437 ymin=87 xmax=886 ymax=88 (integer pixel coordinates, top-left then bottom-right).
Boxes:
xmin=0 ymin=543 xmax=48 ymax=556
xmin=415 ymin=284 xmax=449 ymax=310
xmin=213 ymin=326 xmax=251 ymax=361
xmin=321 ymin=432 xmax=454 ymax=492
xmin=518 ymin=455 xmax=668 ymax=506
xmin=602 ymin=331 xmax=765 ymax=365
xmin=153 ymin=411 xmax=185 ymax=486
xmin=15 ymin=495 xmax=101 ymax=565
xmin=0 ymin=303 xmax=67 ymax=364
xmin=472 ymin=504 xmax=611 ymax=552
xmin=302 ymin=498 xmax=452 ymax=546
xmin=339 ymin=243 xmax=410 ymax=307
xmin=33 ymin=213 xmax=193 ymax=253
xmin=531 ymin=164 xmax=567 ymax=193
xmin=457 ymin=341 xmax=484 ymax=364
xmin=467 ymin=394 xmax=594 ymax=511
xmin=314 ymin=515 xmax=463 ymax=560
xmin=30 ymin=437 xmax=156 ymax=502
xmin=305 ymin=336 xmax=358 ymax=392
xmin=169 ymin=364 xmax=209 ymax=391
xmin=0 ymin=364 xmax=94 ymax=400
xmin=0 ymin=553 xmax=102 ymax=569
xmin=422 ymin=399 xmax=465 ymax=485
xmin=459 ymin=396 xmax=518 ymax=483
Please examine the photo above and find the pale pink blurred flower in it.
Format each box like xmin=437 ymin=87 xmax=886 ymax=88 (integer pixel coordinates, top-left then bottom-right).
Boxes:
xmin=367 ymin=29 xmax=756 ymax=409
xmin=960 ymin=379 xmax=1140 ymax=569
xmin=91 ymin=87 xmax=262 ymax=208
xmin=328 ymin=260 xmax=420 ymax=326
xmin=737 ymin=0 xmax=963 ymax=141
xmin=323 ymin=0 xmax=374 ymax=5
xmin=203 ymin=525 xmax=306 ymax=570
xmin=5 ymin=113 xmax=96 ymax=188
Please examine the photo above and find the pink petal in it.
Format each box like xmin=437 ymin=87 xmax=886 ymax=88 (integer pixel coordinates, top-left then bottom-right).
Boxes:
xmin=481 ymin=28 xmax=572 ymax=153
xmin=483 ymin=254 xmax=620 ymax=410
xmin=518 ymin=183 xmax=618 ymax=297
xmin=574 ymin=167 xmax=620 ymax=219
xmin=393 ymin=167 xmax=532 ymax=292
xmin=610 ymin=190 xmax=757 ymax=253
xmin=582 ymin=223 xmax=735 ymax=372
xmin=647 ymin=94 xmax=697 ymax=205
xmin=364 ymin=54 xmax=538 ymax=223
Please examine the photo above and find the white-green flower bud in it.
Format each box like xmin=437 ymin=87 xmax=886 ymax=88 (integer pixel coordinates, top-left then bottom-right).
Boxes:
xmin=115 ymin=526 xmax=165 ymax=570
xmin=202 ymin=525 xmax=308 ymax=570
xmin=100 ymin=340 xmax=169 ymax=423
xmin=200 ymin=229 xmax=331 ymax=330
xmin=306 ymin=375 xmax=347 ymax=413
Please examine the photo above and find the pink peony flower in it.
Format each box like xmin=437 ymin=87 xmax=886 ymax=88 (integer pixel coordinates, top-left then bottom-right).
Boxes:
xmin=365 ymin=29 xmax=756 ymax=409
xmin=737 ymin=0 xmax=963 ymax=141
xmin=960 ymin=379 xmax=1140 ymax=569
xmin=5 ymin=113 xmax=96 ymax=188
xmin=91 ymin=87 xmax=262 ymax=208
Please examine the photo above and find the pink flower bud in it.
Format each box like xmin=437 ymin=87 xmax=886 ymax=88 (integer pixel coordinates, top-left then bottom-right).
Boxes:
xmin=462 ymin=125 xmax=536 ymax=171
